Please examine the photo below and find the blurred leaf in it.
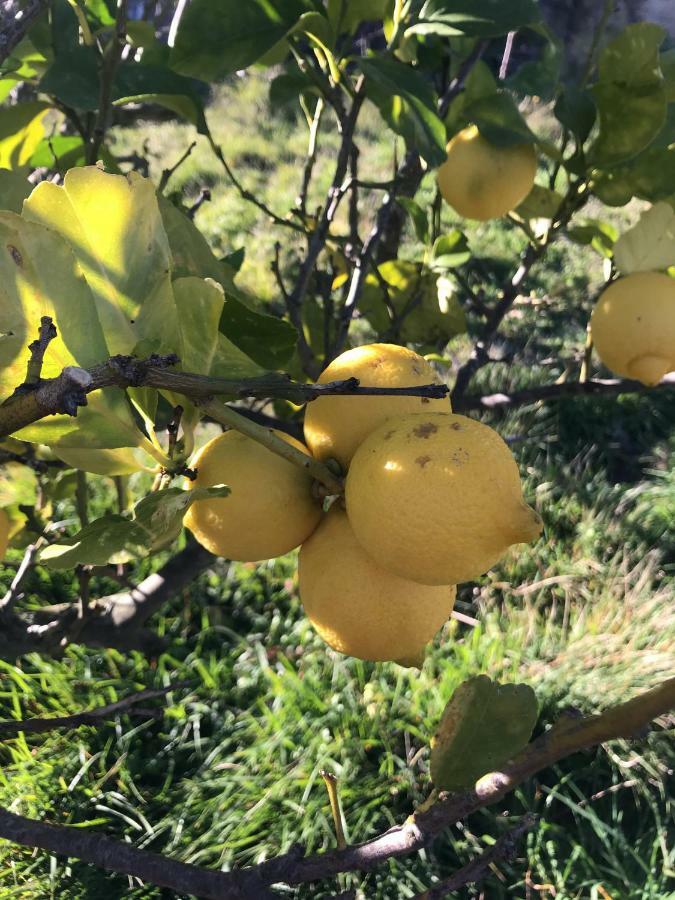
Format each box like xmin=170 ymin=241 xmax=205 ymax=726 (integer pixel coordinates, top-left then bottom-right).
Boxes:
xmin=662 ymin=49 xmax=675 ymax=102
xmin=598 ymin=22 xmax=666 ymax=89
xmin=463 ymin=91 xmax=536 ymax=146
xmin=565 ymin=219 xmax=617 ymax=258
xmin=0 ymin=168 xmax=32 ymax=212
xmin=554 ymin=86 xmax=596 ymax=144
xmin=39 ymin=45 xmax=99 ymax=109
xmin=359 ymin=57 xmax=446 ymax=166
xmin=430 ymin=675 xmax=538 ymax=791
xmin=0 ymin=102 xmax=49 ymax=169
xmin=170 ymin=0 xmax=309 ymax=80
xmin=590 ymin=24 xmax=667 ymax=167
xmin=515 ymin=185 xmax=562 ymax=220
xmin=429 ymin=229 xmax=471 ymax=269
xmin=445 ymin=59 xmax=497 ymax=136
xmin=40 ymin=484 xmax=230 ymax=568
xmin=398 ymin=197 xmax=429 ymax=243
xmin=112 ymin=63 xmax=210 ymax=134
xmin=613 ymin=203 xmax=675 ymax=275
xmin=406 ymin=0 xmax=541 ymax=38
xmin=269 ymin=70 xmax=321 ymax=108
xmin=590 ymin=82 xmax=666 ymax=167
xmin=593 ymin=145 xmax=675 ymax=207
xmin=0 ymin=210 xmax=148 ymax=453
xmin=507 ymin=41 xmax=560 ymax=101
xmin=222 ymin=248 xmax=245 ymax=272
xmin=24 ymin=167 xmax=179 ymax=359
xmin=0 ymin=463 xmax=38 ymax=507
xmin=359 ymin=260 xmax=466 ymax=345
xmin=28 ymin=135 xmax=86 ymax=171
xmin=53 ymin=446 xmax=158 ymax=476
xmin=327 ymin=0 xmax=390 ymax=35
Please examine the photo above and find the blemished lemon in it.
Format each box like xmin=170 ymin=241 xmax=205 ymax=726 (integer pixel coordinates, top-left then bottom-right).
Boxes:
xmin=590 ymin=271 xmax=675 ymax=386
xmin=184 ymin=430 xmax=322 ymax=561
xmin=437 ymin=125 xmax=537 ymax=221
xmin=299 ymin=504 xmax=457 ymax=663
xmin=345 ymin=412 xmax=542 ymax=585
xmin=303 ymin=343 xmax=450 ymax=469
xmin=0 ymin=508 xmax=9 ymax=560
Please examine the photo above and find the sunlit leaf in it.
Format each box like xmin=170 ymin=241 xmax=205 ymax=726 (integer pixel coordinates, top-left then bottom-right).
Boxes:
xmin=359 ymin=56 xmax=446 ymax=166
xmin=0 ymin=102 xmax=49 ymax=169
xmin=613 ymin=203 xmax=675 ymax=275
xmin=406 ymin=0 xmax=541 ymax=39
xmin=430 ymin=675 xmax=538 ymax=791
xmin=39 ymin=485 xmax=230 ymax=568
xmin=0 ymin=168 xmax=32 ymax=212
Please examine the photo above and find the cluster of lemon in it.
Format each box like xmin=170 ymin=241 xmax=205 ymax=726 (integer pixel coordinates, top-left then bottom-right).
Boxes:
xmin=186 ymin=344 xmax=542 ymax=665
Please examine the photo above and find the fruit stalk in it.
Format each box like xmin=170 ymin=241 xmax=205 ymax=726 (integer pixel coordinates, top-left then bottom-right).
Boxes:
xmin=199 ymin=399 xmax=344 ymax=495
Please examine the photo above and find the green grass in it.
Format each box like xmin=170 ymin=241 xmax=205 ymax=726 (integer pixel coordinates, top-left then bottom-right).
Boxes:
xmin=0 ymin=71 xmax=673 ymax=898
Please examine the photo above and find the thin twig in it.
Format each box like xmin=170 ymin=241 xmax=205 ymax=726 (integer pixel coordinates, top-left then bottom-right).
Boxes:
xmin=0 ymin=683 xmax=190 ymax=738
xmin=0 ymin=542 xmax=41 ymax=616
xmin=455 ymin=373 xmax=675 ymax=412
xmin=298 ymin=97 xmax=325 ymax=217
xmin=23 ymin=316 xmax=58 ymax=386
xmin=158 ymin=140 xmax=196 ymax=193
xmin=88 ymin=0 xmax=128 ymax=164
xmin=413 ymin=815 xmax=537 ymax=898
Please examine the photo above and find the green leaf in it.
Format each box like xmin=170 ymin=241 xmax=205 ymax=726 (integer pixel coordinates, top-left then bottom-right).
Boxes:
xmin=445 ymin=59 xmax=497 ymax=136
xmin=407 ymin=0 xmax=541 ymax=39
xmin=507 ymin=41 xmax=560 ymax=102
xmin=565 ymin=219 xmax=617 ymax=258
xmin=112 ymin=62 xmax=210 ymax=134
xmin=0 ymin=168 xmax=33 ymax=212
xmin=359 ymin=56 xmax=446 ymax=166
xmin=0 ymin=462 xmax=38 ymax=507
xmin=269 ymin=69 xmax=321 ymax=108
xmin=589 ymin=24 xmax=668 ymax=167
xmin=222 ymin=248 xmax=245 ymax=272
xmin=28 ymin=135 xmax=86 ymax=171
xmin=0 ymin=210 xmax=148 ymax=454
xmin=598 ymin=22 xmax=666 ymax=89
xmin=613 ymin=203 xmax=675 ymax=276
xmin=23 ymin=167 xmax=180 ymax=360
xmin=429 ymin=229 xmax=471 ymax=269
xmin=464 ymin=91 xmax=536 ymax=147
xmin=327 ymin=0 xmax=390 ymax=35
xmin=0 ymin=102 xmax=49 ymax=169
xmin=515 ymin=184 xmax=562 ymax=221
xmin=398 ymin=197 xmax=429 ymax=243
xmin=38 ymin=45 xmax=99 ymax=109
xmin=662 ymin=49 xmax=675 ymax=102
xmin=430 ymin=675 xmax=538 ymax=792
xmin=170 ymin=0 xmax=309 ymax=81
xmin=39 ymin=485 xmax=230 ymax=568
xmin=359 ymin=260 xmax=466 ymax=346
xmin=554 ymin=87 xmax=596 ymax=144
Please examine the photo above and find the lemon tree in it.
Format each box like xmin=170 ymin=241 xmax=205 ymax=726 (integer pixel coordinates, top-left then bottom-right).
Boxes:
xmin=0 ymin=1 xmax=673 ymax=896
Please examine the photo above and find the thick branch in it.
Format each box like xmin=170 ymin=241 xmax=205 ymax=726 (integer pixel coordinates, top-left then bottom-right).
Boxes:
xmin=0 ymin=351 xmax=447 ymax=440
xmin=456 ymin=373 xmax=675 ymax=412
xmin=0 ymin=0 xmax=48 ymax=65
xmin=0 ymin=683 xmax=188 ymax=737
xmin=0 ymin=806 xmax=277 ymax=900
xmin=0 ymin=679 xmax=670 ymax=896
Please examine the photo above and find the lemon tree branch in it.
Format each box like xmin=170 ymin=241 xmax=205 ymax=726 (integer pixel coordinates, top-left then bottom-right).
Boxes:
xmin=0 ymin=679 xmax=670 ymax=895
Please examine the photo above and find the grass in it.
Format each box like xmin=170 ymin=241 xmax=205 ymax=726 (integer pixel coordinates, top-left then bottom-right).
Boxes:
xmin=0 ymin=71 xmax=673 ymax=898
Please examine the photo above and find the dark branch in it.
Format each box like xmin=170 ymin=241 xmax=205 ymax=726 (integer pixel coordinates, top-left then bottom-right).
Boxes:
xmin=456 ymin=373 xmax=675 ymax=412
xmin=0 ymin=683 xmax=190 ymax=737
xmin=0 ymin=351 xmax=448 ymax=440
xmin=412 ymin=814 xmax=537 ymax=899
xmin=24 ymin=316 xmax=57 ymax=386
xmin=0 ymin=0 xmax=48 ymax=65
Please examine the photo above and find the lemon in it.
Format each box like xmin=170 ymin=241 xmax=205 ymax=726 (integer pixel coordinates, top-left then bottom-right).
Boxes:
xmin=437 ymin=125 xmax=537 ymax=221
xmin=345 ymin=412 xmax=542 ymax=585
xmin=590 ymin=272 xmax=675 ymax=386
xmin=299 ymin=503 xmax=457 ymax=663
xmin=184 ymin=430 xmax=322 ymax=561
xmin=303 ymin=343 xmax=450 ymax=469
xmin=0 ymin=508 xmax=9 ymax=560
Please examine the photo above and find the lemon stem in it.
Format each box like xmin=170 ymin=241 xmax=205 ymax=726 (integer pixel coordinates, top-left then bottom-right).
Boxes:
xmin=200 ymin=399 xmax=344 ymax=495
xmin=320 ymin=770 xmax=347 ymax=849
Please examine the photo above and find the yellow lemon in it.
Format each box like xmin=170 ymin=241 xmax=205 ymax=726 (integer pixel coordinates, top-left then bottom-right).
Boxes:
xmin=590 ymin=271 xmax=675 ymax=386
xmin=437 ymin=125 xmax=537 ymax=221
xmin=345 ymin=412 xmax=542 ymax=585
xmin=303 ymin=343 xmax=450 ymax=469
xmin=299 ymin=503 xmax=456 ymax=663
xmin=0 ymin=508 xmax=9 ymax=560
xmin=184 ymin=430 xmax=322 ymax=561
